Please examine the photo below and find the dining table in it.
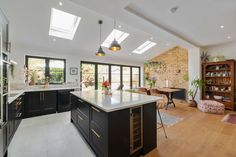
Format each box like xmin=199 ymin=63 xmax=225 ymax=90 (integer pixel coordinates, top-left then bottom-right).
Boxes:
xmin=142 ymin=87 xmax=182 ymax=110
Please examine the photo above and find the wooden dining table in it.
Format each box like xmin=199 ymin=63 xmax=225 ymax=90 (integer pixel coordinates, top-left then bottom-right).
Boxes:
xmin=145 ymin=87 xmax=181 ymax=110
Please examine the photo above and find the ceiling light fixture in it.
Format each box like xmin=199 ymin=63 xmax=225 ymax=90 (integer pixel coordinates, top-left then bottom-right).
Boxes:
xmin=170 ymin=6 xmax=179 ymax=14
xmin=59 ymin=2 xmax=63 ymax=6
xmin=220 ymin=25 xmax=224 ymax=29
xmin=53 ymin=38 xmax=56 ymax=42
xmin=96 ymin=20 xmax=106 ymax=56
xmin=109 ymin=20 xmax=122 ymax=51
xmin=132 ymin=40 xmax=157 ymax=54
xmin=227 ymin=36 xmax=231 ymax=39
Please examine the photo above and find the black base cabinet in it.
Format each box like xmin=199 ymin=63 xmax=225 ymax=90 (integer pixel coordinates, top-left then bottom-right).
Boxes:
xmin=57 ymin=90 xmax=73 ymax=113
xmin=24 ymin=91 xmax=57 ymax=118
xmin=70 ymin=95 xmax=157 ymax=157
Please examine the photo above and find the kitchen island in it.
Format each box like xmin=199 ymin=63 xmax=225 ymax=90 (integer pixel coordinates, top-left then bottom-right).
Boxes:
xmin=70 ymin=90 xmax=162 ymax=157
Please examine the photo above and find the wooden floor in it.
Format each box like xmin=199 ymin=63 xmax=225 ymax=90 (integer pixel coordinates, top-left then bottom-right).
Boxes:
xmin=145 ymin=102 xmax=236 ymax=157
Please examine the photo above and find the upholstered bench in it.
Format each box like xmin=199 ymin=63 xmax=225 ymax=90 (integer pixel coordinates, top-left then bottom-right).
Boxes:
xmin=198 ymin=100 xmax=225 ymax=114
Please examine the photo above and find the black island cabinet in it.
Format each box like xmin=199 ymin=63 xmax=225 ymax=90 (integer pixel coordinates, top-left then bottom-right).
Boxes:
xmin=70 ymin=94 xmax=157 ymax=157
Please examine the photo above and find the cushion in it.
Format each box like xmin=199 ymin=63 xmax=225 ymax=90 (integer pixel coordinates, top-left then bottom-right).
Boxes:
xmin=198 ymin=100 xmax=225 ymax=114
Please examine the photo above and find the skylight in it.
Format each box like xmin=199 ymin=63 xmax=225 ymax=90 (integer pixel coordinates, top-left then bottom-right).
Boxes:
xmin=102 ymin=29 xmax=129 ymax=48
xmin=132 ymin=41 xmax=157 ymax=54
xmin=49 ymin=8 xmax=81 ymax=40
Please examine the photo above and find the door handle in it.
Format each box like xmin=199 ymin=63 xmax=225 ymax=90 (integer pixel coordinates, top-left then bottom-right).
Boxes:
xmin=78 ymin=99 xmax=83 ymax=103
xmin=91 ymin=129 xmax=101 ymax=138
xmin=78 ymin=114 xmax=84 ymax=121
xmin=91 ymin=107 xmax=100 ymax=113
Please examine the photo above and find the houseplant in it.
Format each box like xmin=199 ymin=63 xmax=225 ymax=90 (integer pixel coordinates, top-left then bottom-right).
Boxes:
xmin=188 ymin=78 xmax=204 ymax=107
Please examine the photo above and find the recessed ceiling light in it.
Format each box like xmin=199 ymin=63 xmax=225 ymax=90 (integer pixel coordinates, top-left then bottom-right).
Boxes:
xmin=132 ymin=40 xmax=157 ymax=54
xmin=53 ymin=38 xmax=56 ymax=41
xmin=227 ymin=36 xmax=231 ymax=39
xmin=170 ymin=6 xmax=179 ymax=14
xmin=102 ymin=29 xmax=129 ymax=48
xmin=150 ymin=37 xmax=153 ymax=40
xmin=220 ymin=25 xmax=224 ymax=29
xmin=49 ymin=8 xmax=81 ymax=40
xmin=59 ymin=2 xmax=63 ymax=6
xmin=118 ymin=25 xmax=122 ymax=28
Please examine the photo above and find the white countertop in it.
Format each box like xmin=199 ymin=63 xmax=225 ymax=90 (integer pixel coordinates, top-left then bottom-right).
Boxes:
xmin=71 ymin=90 xmax=162 ymax=112
xmin=8 ymin=86 xmax=80 ymax=104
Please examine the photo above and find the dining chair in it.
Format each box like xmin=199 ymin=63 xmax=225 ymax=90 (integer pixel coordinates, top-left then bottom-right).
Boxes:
xmin=150 ymin=89 xmax=166 ymax=109
xmin=150 ymin=89 xmax=167 ymax=138
xmin=157 ymin=102 xmax=167 ymax=138
xmin=137 ymin=87 xmax=148 ymax=95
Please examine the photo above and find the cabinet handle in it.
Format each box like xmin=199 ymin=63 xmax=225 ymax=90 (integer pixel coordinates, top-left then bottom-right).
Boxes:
xmin=78 ymin=99 xmax=84 ymax=103
xmin=91 ymin=129 xmax=101 ymax=138
xmin=78 ymin=114 xmax=84 ymax=121
xmin=91 ymin=107 xmax=100 ymax=113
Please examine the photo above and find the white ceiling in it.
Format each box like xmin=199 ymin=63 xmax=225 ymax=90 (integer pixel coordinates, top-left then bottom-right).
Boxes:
xmin=1 ymin=0 xmax=234 ymax=64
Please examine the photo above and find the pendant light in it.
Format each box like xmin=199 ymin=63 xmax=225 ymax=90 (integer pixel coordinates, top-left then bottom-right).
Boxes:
xmin=109 ymin=20 xmax=121 ymax=51
xmin=96 ymin=20 xmax=106 ymax=56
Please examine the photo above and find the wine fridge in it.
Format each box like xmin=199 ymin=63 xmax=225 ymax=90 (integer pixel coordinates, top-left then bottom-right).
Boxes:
xmin=130 ymin=106 xmax=143 ymax=154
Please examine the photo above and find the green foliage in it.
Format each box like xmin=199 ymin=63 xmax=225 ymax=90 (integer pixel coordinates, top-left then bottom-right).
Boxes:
xmin=188 ymin=78 xmax=204 ymax=100
xmin=50 ymin=67 xmax=64 ymax=84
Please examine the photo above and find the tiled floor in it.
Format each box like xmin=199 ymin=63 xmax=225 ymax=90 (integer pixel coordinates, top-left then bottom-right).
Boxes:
xmin=8 ymin=112 xmax=96 ymax=157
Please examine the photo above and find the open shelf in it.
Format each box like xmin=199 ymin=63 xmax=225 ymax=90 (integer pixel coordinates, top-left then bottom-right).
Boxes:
xmin=202 ymin=60 xmax=236 ymax=111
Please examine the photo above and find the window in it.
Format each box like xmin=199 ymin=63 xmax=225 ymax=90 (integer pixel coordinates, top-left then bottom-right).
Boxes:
xmin=26 ymin=56 xmax=66 ymax=84
xmin=122 ymin=67 xmax=131 ymax=90
xmin=81 ymin=61 xmax=140 ymax=90
xmin=132 ymin=40 xmax=157 ymax=54
xmin=81 ymin=63 xmax=95 ymax=90
xmin=97 ymin=64 xmax=109 ymax=89
xmin=49 ymin=60 xmax=65 ymax=84
xmin=49 ymin=8 xmax=81 ymax=40
xmin=102 ymin=29 xmax=129 ymax=48
xmin=132 ymin=67 xmax=140 ymax=89
xmin=111 ymin=66 xmax=121 ymax=90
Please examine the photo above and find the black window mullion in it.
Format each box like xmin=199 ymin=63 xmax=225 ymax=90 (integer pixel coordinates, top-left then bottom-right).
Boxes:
xmin=139 ymin=67 xmax=141 ymax=87
xmin=95 ymin=64 xmax=98 ymax=90
xmin=109 ymin=65 xmax=111 ymax=86
xmin=130 ymin=66 xmax=133 ymax=89
xmin=45 ymin=59 xmax=50 ymax=80
xmin=121 ymin=66 xmax=123 ymax=90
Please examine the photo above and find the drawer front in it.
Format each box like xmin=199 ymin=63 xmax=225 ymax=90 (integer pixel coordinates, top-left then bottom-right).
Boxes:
xmin=76 ymin=110 xmax=89 ymax=140
xmin=90 ymin=122 xmax=107 ymax=157
xmin=90 ymin=106 xmax=107 ymax=128
xmin=77 ymin=98 xmax=89 ymax=118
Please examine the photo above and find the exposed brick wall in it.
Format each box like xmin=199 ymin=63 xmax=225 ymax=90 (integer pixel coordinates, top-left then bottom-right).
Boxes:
xmin=144 ymin=46 xmax=189 ymax=89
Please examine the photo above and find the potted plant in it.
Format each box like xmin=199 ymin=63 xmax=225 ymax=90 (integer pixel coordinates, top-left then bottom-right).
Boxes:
xmin=188 ymin=78 xmax=204 ymax=107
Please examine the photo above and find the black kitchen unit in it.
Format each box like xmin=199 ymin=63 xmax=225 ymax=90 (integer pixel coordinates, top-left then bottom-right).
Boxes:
xmin=24 ymin=91 xmax=57 ymax=118
xmin=70 ymin=93 xmax=157 ymax=157
xmin=57 ymin=89 xmax=73 ymax=112
xmin=0 ymin=8 xmax=10 ymax=157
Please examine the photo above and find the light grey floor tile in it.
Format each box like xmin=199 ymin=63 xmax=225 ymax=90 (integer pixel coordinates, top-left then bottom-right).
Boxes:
xmin=8 ymin=112 xmax=96 ymax=157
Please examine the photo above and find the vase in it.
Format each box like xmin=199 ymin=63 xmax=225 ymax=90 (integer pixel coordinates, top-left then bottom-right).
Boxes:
xmin=104 ymin=90 xmax=109 ymax=95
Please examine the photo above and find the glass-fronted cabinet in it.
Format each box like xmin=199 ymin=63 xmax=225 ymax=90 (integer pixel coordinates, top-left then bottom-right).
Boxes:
xmin=0 ymin=8 xmax=10 ymax=157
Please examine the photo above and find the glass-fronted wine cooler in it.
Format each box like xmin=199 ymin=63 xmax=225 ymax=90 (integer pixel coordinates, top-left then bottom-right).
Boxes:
xmin=130 ymin=106 xmax=143 ymax=155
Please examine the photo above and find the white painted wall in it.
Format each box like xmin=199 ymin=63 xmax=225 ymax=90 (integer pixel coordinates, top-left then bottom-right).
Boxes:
xmin=10 ymin=46 xmax=143 ymax=85
xmin=188 ymin=47 xmax=201 ymax=101
xmin=204 ymin=41 xmax=236 ymax=60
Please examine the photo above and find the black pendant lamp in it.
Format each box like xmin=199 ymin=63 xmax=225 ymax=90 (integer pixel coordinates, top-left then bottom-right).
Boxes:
xmin=96 ymin=20 xmax=105 ymax=56
xmin=109 ymin=20 xmax=121 ymax=51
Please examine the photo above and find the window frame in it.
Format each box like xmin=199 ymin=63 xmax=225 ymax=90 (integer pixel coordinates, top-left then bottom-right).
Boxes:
xmin=25 ymin=55 xmax=66 ymax=84
xmin=80 ymin=61 xmax=141 ymax=90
